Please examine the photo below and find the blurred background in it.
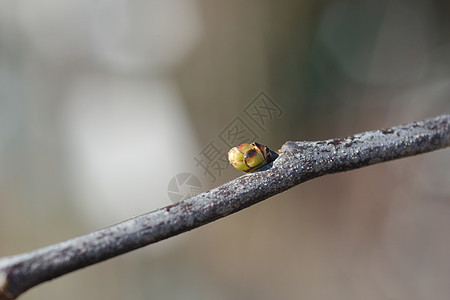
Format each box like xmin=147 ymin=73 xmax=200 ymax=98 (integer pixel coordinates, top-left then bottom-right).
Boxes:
xmin=1 ymin=0 xmax=449 ymax=299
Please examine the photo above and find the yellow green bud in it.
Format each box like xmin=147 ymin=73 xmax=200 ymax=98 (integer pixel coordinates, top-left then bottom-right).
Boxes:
xmin=228 ymin=142 xmax=274 ymax=172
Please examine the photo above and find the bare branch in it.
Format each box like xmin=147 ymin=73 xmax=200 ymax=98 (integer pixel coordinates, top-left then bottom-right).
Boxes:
xmin=1 ymin=114 xmax=449 ymax=299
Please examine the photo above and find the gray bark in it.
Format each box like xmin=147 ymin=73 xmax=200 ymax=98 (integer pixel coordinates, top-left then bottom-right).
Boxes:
xmin=0 ymin=114 xmax=449 ymax=299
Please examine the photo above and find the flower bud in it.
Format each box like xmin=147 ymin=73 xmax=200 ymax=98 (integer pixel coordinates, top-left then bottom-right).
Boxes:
xmin=228 ymin=142 xmax=274 ymax=172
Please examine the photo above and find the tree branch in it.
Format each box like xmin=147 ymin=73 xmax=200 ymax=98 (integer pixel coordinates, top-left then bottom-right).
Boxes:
xmin=1 ymin=114 xmax=449 ymax=299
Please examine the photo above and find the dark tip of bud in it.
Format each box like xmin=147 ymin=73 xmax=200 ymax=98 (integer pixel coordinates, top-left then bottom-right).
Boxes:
xmin=244 ymin=149 xmax=259 ymax=160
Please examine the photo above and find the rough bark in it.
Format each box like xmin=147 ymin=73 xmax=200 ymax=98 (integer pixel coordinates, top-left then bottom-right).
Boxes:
xmin=0 ymin=114 xmax=449 ymax=299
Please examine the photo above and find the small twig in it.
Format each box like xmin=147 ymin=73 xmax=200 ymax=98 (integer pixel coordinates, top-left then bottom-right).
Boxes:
xmin=0 ymin=115 xmax=449 ymax=299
